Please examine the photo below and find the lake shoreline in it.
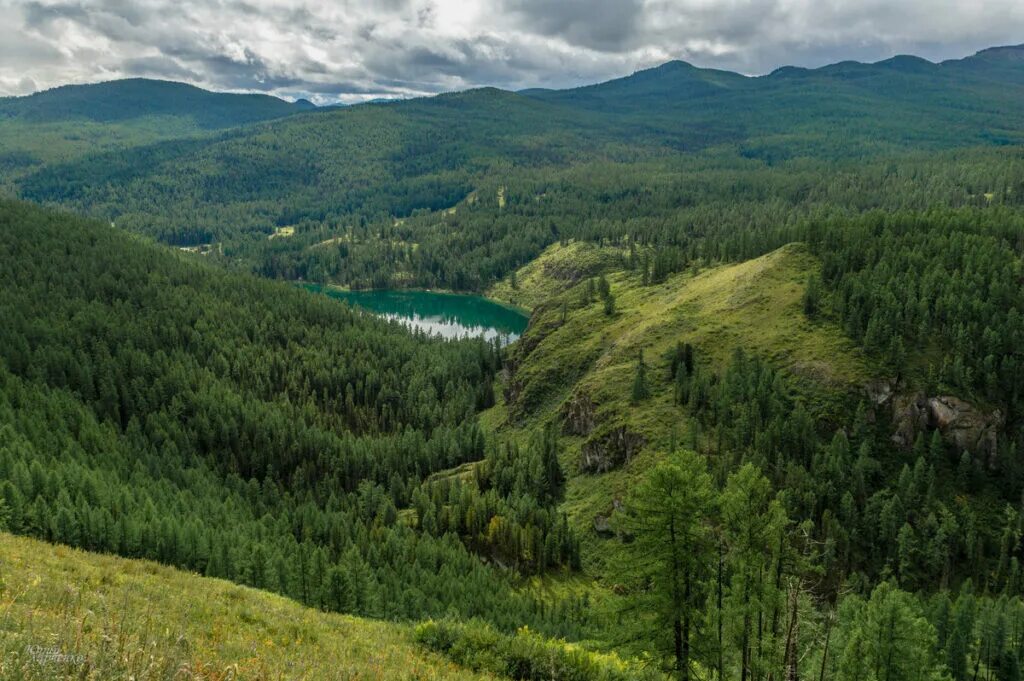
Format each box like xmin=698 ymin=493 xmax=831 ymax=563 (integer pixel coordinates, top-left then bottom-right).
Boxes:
xmin=303 ymin=284 xmax=528 ymax=347
xmin=301 ymin=281 xmax=533 ymax=317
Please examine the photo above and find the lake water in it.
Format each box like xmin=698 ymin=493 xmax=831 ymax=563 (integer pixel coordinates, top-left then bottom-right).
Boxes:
xmin=311 ymin=287 xmax=529 ymax=346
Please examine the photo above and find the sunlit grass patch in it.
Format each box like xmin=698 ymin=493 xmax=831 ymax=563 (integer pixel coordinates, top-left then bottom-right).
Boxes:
xmin=0 ymin=533 xmax=493 ymax=680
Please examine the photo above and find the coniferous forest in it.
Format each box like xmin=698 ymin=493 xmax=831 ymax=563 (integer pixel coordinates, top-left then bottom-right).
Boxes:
xmin=1 ymin=40 xmax=1024 ymax=681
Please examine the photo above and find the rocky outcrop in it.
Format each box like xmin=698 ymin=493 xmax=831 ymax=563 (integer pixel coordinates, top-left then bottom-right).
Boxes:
xmin=594 ymin=498 xmax=630 ymax=540
xmin=891 ymin=393 xmax=1003 ymax=465
xmin=542 ymin=260 xmax=591 ymax=284
xmin=925 ymin=396 xmax=1002 ymax=459
xmin=562 ymin=393 xmax=597 ymax=436
xmin=864 ymin=378 xmax=896 ymax=407
xmin=580 ymin=427 xmax=645 ymax=474
xmin=890 ymin=393 xmax=928 ymax=448
xmin=501 ymin=368 xmax=523 ymax=412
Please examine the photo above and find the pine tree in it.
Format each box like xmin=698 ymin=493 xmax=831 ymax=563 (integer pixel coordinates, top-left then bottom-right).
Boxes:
xmin=803 ymin=274 xmax=821 ymax=317
xmin=632 ymin=350 xmax=649 ymax=402
xmin=604 ymin=292 xmax=616 ymax=316
xmin=721 ymin=465 xmax=788 ymax=681
xmin=836 ymin=582 xmax=947 ymax=681
xmin=326 ymin=565 xmax=354 ymax=612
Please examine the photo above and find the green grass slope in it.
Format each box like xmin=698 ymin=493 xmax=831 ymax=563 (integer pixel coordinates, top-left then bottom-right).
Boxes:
xmin=484 ymin=242 xmax=879 ymax=574
xmin=0 ymin=532 xmax=491 ymax=680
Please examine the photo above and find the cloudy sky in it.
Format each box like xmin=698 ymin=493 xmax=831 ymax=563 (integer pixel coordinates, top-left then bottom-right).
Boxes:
xmin=2 ymin=0 xmax=1023 ymax=103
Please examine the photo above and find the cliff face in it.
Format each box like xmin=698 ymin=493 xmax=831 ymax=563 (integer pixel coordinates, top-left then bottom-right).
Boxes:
xmin=881 ymin=384 xmax=1005 ymax=467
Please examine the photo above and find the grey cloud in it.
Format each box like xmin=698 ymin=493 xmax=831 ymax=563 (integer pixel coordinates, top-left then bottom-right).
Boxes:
xmin=1 ymin=0 xmax=1023 ymax=101
xmin=502 ymin=0 xmax=645 ymax=51
xmin=119 ymin=55 xmax=201 ymax=81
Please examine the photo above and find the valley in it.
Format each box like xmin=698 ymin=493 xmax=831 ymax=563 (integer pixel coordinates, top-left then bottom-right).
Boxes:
xmin=1 ymin=40 xmax=1023 ymax=681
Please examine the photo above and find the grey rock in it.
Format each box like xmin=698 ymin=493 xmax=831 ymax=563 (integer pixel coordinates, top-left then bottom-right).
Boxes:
xmin=580 ymin=426 xmax=645 ymax=474
xmin=562 ymin=392 xmax=597 ymax=436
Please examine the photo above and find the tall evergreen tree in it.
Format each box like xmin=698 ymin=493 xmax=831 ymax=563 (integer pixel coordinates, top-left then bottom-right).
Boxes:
xmin=616 ymin=453 xmax=716 ymax=680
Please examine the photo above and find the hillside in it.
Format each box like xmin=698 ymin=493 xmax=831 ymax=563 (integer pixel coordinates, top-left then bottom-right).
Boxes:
xmin=0 ymin=79 xmax=313 ymax=127
xmin=483 ymin=233 xmax=1022 ymax=594
xmin=2 ymin=38 xmax=1024 ymax=680
xmin=485 ymin=243 xmax=876 ymax=567
xmin=0 ymin=201 xmax=679 ymax=674
xmin=526 ymin=44 xmax=1024 ymax=123
xmin=0 ymin=198 xmax=592 ymax=640
xmin=0 ymin=79 xmax=313 ymax=187
xmin=0 ymin=533 xmax=490 ymax=680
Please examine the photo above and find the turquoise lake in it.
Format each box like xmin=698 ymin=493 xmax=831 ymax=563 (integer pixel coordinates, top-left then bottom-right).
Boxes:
xmin=311 ymin=287 xmax=529 ymax=346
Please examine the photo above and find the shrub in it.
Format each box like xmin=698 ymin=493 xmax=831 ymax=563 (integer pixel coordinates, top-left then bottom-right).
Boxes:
xmin=414 ymin=619 xmax=663 ymax=681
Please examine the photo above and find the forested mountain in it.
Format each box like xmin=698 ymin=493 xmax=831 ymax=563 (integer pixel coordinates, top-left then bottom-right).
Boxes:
xmin=0 ymin=79 xmax=315 ymax=194
xmin=525 ymin=44 xmax=1024 ymax=119
xmin=0 ymin=78 xmax=313 ymax=127
xmin=10 ymin=45 xmax=1024 ymax=283
xmin=0 ymin=199 xmax=585 ymax=638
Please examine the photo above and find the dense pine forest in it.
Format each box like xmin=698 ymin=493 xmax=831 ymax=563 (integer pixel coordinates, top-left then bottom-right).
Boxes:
xmin=1 ymin=43 xmax=1024 ymax=681
xmin=0 ymin=200 xmax=587 ymax=637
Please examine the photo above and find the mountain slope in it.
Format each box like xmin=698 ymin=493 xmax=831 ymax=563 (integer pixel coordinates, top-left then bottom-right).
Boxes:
xmin=0 ymin=79 xmax=313 ymax=186
xmin=484 ymin=243 xmax=876 ymax=568
xmin=521 ymin=59 xmax=751 ymax=111
xmin=13 ymin=45 xmax=1024 ymax=269
xmin=526 ymin=44 xmax=1024 ymax=117
xmin=0 ymin=78 xmax=313 ymax=128
xmin=0 ymin=198 xmax=588 ymax=638
xmin=482 ymin=225 xmax=1021 ymax=597
xmin=0 ymin=532 xmax=490 ymax=680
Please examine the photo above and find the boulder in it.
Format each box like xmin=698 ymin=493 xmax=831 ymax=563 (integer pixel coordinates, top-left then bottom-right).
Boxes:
xmin=864 ymin=378 xmax=896 ymax=406
xmin=593 ymin=514 xmax=614 ymax=538
xmin=890 ymin=393 xmax=930 ymax=449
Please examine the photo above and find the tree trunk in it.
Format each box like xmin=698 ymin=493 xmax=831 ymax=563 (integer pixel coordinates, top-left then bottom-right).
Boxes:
xmin=783 ymin=585 xmax=800 ymax=681
xmin=682 ymin=571 xmax=692 ymax=681
xmin=718 ymin=540 xmax=725 ymax=681
xmin=818 ymin=611 xmax=832 ymax=681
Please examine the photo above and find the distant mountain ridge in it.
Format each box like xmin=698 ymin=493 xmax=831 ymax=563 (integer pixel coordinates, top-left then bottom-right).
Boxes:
xmin=522 ymin=44 xmax=1024 ymax=112
xmin=9 ymin=42 xmax=1024 ymax=259
xmin=0 ymin=78 xmax=314 ymax=129
xmin=4 ymin=43 xmax=1021 ymax=124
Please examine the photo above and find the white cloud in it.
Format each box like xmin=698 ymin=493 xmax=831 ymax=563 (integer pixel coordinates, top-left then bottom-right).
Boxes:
xmin=1 ymin=0 xmax=1022 ymax=102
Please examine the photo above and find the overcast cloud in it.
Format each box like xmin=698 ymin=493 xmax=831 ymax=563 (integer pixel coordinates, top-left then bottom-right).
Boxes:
xmin=1 ymin=0 xmax=1023 ymax=103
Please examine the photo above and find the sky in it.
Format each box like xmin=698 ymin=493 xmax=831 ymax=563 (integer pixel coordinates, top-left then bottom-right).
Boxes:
xmin=2 ymin=0 xmax=1023 ymax=104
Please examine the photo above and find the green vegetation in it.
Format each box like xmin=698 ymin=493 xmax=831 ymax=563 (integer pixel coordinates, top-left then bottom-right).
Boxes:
xmin=0 ymin=79 xmax=312 ymax=188
xmin=479 ymin=230 xmax=1023 ymax=677
xmin=2 ymin=44 xmax=1024 ymax=679
xmin=611 ymin=453 xmax=715 ymax=678
xmin=415 ymin=619 xmax=662 ymax=681
xmin=0 ymin=532 xmax=492 ymax=680
xmin=11 ymin=47 xmax=1024 ymax=286
xmin=0 ymin=199 xmax=587 ymax=638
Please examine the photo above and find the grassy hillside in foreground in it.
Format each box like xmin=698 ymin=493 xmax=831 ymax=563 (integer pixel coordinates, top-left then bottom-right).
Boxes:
xmin=0 ymin=532 xmax=491 ymax=680
xmin=484 ymin=242 xmax=879 ymax=574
